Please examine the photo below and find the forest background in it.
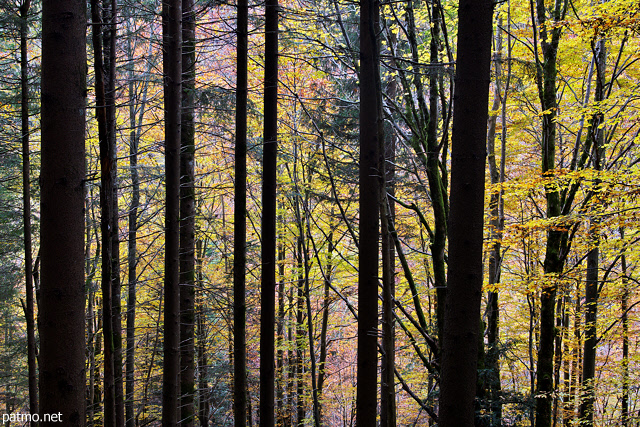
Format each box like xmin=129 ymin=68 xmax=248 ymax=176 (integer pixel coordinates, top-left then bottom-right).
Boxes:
xmin=0 ymin=0 xmax=639 ymax=425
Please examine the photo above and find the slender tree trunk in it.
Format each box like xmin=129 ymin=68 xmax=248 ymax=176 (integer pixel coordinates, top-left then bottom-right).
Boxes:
xmin=196 ymin=238 xmax=209 ymax=427
xmin=276 ymin=240 xmax=285 ymax=425
xmin=162 ymin=0 xmax=182 ymax=423
xmin=295 ymin=240 xmax=306 ymax=427
xmin=233 ymin=0 xmax=248 ymax=423
xmin=533 ymin=1 xmax=568 ymax=425
xmin=380 ymin=56 xmax=397 ymax=427
xmin=105 ymin=0 xmax=124 ymax=422
xmin=125 ymin=48 xmax=139 ymax=427
xmin=438 ymin=0 xmax=493 ymax=425
xmin=620 ymin=230 xmax=629 ymax=427
xmin=579 ymin=37 xmax=606 ymax=427
xmin=91 ymin=0 xmax=116 ymax=422
xmin=356 ymin=0 xmax=381 ymax=421
xmin=317 ymin=230 xmax=333 ymax=421
xmin=180 ymin=0 xmax=197 ymax=423
xmin=484 ymin=14 xmax=510 ymax=425
xmin=260 ymin=0 xmax=278 ymax=421
xmin=19 ymin=0 xmax=37 ymax=420
xmin=39 ymin=0 xmax=87 ymax=424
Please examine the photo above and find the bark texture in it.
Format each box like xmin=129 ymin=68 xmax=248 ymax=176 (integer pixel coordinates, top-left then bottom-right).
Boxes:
xmin=438 ymin=0 xmax=493 ymax=425
xmin=39 ymin=0 xmax=87 ymax=424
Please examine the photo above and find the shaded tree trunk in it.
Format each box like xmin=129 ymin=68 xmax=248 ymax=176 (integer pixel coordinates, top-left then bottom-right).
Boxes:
xmin=196 ymin=238 xmax=209 ymax=427
xmin=180 ymin=0 xmax=197 ymax=423
xmin=162 ymin=0 xmax=182 ymax=423
xmin=19 ymin=0 xmax=37 ymax=420
xmin=233 ymin=0 xmax=248 ymax=422
xmin=579 ymin=37 xmax=606 ymax=427
xmin=39 ymin=0 xmax=87 ymax=424
xmin=621 ymin=229 xmax=629 ymax=427
xmin=438 ymin=0 xmax=493 ymax=425
xmin=103 ymin=0 xmax=124 ymax=423
xmin=91 ymin=0 xmax=115 ymax=422
xmin=356 ymin=0 xmax=381 ymax=422
xmin=260 ymin=0 xmax=279 ymax=421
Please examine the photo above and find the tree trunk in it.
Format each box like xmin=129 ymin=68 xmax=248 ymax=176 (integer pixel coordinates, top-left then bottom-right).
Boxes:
xmin=39 ymin=0 xmax=87 ymax=423
xmin=438 ymin=0 xmax=493 ymax=425
xmin=162 ymin=0 xmax=182 ymax=423
xmin=19 ymin=0 xmax=37 ymax=420
xmin=180 ymin=0 xmax=196 ymax=423
xmin=356 ymin=0 xmax=381 ymax=422
xmin=234 ymin=0 xmax=248 ymax=422
xmin=620 ymin=229 xmax=629 ymax=427
xmin=295 ymin=240 xmax=306 ymax=427
xmin=483 ymin=15 xmax=509 ymax=425
xmin=579 ymin=37 xmax=606 ymax=427
xmin=260 ymin=0 xmax=278 ymax=421
xmin=102 ymin=0 xmax=124 ymax=422
xmin=380 ymin=51 xmax=397 ymax=427
xmin=533 ymin=1 xmax=568 ymax=425
xmin=91 ymin=0 xmax=116 ymax=422
xmin=196 ymin=238 xmax=209 ymax=427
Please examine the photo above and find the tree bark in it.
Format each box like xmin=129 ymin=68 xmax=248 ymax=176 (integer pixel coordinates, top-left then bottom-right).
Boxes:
xmin=356 ymin=0 xmax=381 ymax=423
xmin=579 ymin=37 xmax=606 ymax=427
xmin=19 ymin=0 xmax=37 ymax=421
xmin=39 ymin=0 xmax=87 ymax=424
xmin=180 ymin=0 xmax=196 ymax=423
xmin=260 ymin=0 xmax=278 ymax=422
xmin=162 ymin=0 xmax=182 ymax=423
xmin=438 ymin=0 xmax=493 ymax=425
xmin=620 ymin=229 xmax=629 ymax=427
xmin=234 ymin=0 xmax=248 ymax=422
xmin=533 ymin=1 xmax=568 ymax=425
xmin=91 ymin=0 xmax=116 ymax=422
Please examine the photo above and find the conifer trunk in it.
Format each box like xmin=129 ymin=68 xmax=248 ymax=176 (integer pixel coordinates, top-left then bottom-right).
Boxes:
xmin=233 ymin=0 xmax=248 ymax=422
xmin=19 ymin=0 xmax=37 ymax=420
xmin=438 ymin=0 xmax=493 ymax=424
xmin=162 ymin=0 xmax=182 ymax=422
xmin=260 ymin=0 xmax=278 ymax=421
xmin=356 ymin=0 xmax=381 ymax=422
xmin=39 ymin=0 xmax=87 ymax=423
xmin=180 ymin=0 xmax=197 ymax=423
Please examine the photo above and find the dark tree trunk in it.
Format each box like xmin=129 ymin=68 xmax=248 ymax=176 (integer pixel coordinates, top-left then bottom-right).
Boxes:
xmin=621 ymin=231 xmax=629 ymax=427
xmin=103 ymin=0 xmax=124 ymax=423
xmin=317 ymin=229 xmax=333 ymax=422
xmin=125 ymin=48 xmax=138 ymax=427
xmin=438 ymin=0 xmax=493 ymax=425
xmin=19 ymin=0 xmax=37 ymax=420
xmin=39 ymin=0 xmax=87 ymax=424
xmin=483 ymin=16 xmax=509 ymax=425
xmin=260 ymin=0 xmax=278 ymax=422
xmin=579 ymin=37 xmax=606 ymax=427
xmin=356 ymin=0 xmax=381 ymax=423
xmin=380 ymin=90 xmax=396 ymax=427
xmin=295 ymin=241 xmax=305 ymax=427
xmin=533 ymin=1 xmax=568 ymax=425
xmin=91 ymin=0 xmax=116 ymax=421
xmin=276 ymin=241 xmax=286 ymax=426
xmin=234 ymin=0 xmax=248 ymax=422
xmin=180 ymin=0 xmax=196 ymax=423
xmin=162 ymin=0 xmax=182 ymax=423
